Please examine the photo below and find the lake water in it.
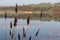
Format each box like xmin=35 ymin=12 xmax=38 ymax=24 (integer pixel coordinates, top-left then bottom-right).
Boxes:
xmin=0 ymin=18 xmax=60 ymax=40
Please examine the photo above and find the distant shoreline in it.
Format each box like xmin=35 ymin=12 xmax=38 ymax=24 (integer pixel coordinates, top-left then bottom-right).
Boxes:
xmin=0 ymin=12 xmax=60 ymax=21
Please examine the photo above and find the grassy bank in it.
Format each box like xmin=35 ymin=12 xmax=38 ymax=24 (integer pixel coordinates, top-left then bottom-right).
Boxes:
xmin=0 ymin=11 xmax=60 ymax=21
xmin=0 ymin=12 xmax=53 ymax=21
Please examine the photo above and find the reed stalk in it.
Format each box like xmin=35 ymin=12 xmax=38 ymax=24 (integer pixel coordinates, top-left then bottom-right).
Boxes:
xmin=27 ymin=16 xmax=30 ymax=25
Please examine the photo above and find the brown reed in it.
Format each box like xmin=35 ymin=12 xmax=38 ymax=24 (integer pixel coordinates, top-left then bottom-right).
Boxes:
xmin=14 ymin=23 xmax=17 ymax=27
xmin=4 ymin=12 xmax=7 ymax=40
xmin=13 ymin=16 xmax=17 ymax=40
xmin=5 ymin=12 xmax=7 ymax=19
xmin=15 ymin=4 xmax=18 ymax=13
xmin=14 ymin=16 xmax=17 ymax=27
xmin=14 ymin=16 xmax=17 ymax=23
xmin=40 ymin=11 xmax=42 ymax=19
xmin=10 ymin=21 xmax=12 ymax=29
xmin=27 ymin=16 xmax=30 ymax=25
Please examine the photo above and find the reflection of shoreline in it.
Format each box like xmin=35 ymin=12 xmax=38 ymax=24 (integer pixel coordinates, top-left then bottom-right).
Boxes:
xmin=0 ymin=13 xmax=60 ymax=21
xmin=0 ymin=13 xmax=52 ymax=20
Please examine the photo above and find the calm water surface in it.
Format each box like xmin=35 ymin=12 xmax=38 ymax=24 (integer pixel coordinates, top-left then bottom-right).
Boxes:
xmin=0 ymin=18 xmax=60 ymax=40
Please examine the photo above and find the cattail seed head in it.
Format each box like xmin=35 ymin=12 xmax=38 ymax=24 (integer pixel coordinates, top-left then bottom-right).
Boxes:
xmin=14 ymin=16 xmax=17 ymax=27
xmin=15 ymin=4 xmax=18 ymax=13
xmin=14 ymin=23 xmax=17 ymax=27
xmin=40 ymin=11 xmax=42 ymax=18
xmin=27 ymin=16 xmax=30 ymax=25
xmin=5 ymin=12 xmax=7 ymax=19
xmin=14 ymin=16 xmax=17 ymax=23
xmin=10 ymin=21 xmax=12 ymax=29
